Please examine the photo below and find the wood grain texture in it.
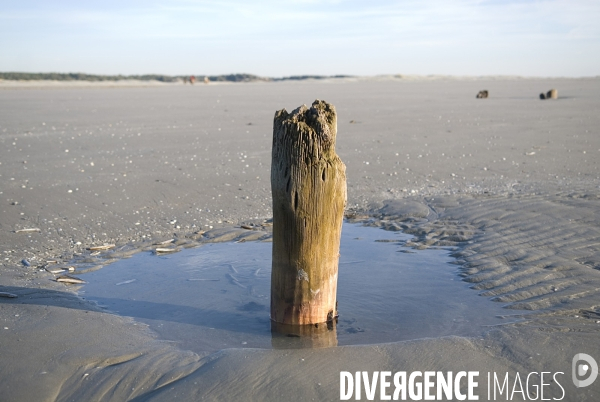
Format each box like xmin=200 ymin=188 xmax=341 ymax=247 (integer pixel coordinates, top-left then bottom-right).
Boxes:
xmin=270 ymin=100 xmax=347 ymax=325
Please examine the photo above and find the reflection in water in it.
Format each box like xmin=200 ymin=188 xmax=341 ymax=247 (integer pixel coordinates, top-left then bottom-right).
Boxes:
xmin=79 ymin=223 xmax=514 ymax=355
xmin=271 ymin=319 xmax=338 ymax=349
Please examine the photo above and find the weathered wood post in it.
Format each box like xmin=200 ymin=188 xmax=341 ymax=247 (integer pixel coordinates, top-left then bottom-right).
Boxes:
xmin=271 ymin=320 xmax=338 ymax=348
xmin=271 ymin=100 xmax=347 ymax=326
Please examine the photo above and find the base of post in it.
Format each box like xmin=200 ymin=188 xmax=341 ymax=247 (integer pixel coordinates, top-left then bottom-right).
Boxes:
xmin=271 ymin=319 xmax=338 ymax=348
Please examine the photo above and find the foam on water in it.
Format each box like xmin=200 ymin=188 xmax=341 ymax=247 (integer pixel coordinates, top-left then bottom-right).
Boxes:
xmin=79 ymin=223 xmax=515 ymax=354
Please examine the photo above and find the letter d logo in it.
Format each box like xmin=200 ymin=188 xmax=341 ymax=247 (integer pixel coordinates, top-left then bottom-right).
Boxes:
xmin=572 ymin=353 xmax=598 ymax=388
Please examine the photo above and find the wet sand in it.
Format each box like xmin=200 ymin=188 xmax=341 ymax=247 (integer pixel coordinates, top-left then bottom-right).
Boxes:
xmin=1 ymin=77 xmax=600 ymax=400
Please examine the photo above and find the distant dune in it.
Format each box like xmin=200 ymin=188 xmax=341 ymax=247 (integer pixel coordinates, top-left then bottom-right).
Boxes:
xmin=0 ymin=71 xmax=355 ymax=83
xmin=2 ymin=72 xmax=596 ymax=88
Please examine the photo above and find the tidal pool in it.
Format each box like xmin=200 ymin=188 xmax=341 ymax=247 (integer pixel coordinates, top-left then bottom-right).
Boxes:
xmin=79 ymin=223 xmax=515 ymax=355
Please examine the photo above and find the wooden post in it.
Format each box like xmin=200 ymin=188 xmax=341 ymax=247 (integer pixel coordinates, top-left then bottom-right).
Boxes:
xmin=271 ymin=100 xmax=347 ymax=325
xmin=271 ymin=321 xmax=338 ymax=348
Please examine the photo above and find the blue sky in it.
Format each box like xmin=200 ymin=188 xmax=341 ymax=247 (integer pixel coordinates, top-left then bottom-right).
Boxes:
xmin=1 ymin=0 xmax=598 ymax=77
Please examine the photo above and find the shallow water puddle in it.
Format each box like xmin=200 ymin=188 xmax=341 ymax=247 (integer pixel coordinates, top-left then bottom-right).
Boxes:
xmin=80 ymin=223 xmax=512 ymax=354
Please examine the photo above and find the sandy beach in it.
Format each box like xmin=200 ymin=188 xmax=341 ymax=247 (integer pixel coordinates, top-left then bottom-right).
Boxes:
xmin=1 ymin=77 xmax=600 ymax=401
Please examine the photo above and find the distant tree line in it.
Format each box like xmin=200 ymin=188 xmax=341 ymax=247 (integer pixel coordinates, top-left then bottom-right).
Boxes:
xmin=271 ymin=75 xmax=352 ymax=81
xmin=0 ymin=72 xmax=182 ymax=82
xmin=205 ymin=73 xmax=268 ymax=82
xmin=0 ymin=72 xmax=353 ymax=82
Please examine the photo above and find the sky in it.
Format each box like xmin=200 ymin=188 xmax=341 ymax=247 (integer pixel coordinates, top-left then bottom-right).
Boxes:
xmin=1 ymin=0 xmax=599 ymax=77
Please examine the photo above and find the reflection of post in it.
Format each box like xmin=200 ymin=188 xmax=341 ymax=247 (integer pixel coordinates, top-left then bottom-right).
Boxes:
xmin=270 ymin=100 xmax=347 ymax=325
xmin=271 ymin=320 xmax=338 ymax=349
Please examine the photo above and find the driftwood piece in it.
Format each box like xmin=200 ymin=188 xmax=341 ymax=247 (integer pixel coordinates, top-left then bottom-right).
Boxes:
xmin=270 ymin=100 xmax=347 ymax=325
xmin=540 ymin=89 xmax=558 ymax=100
